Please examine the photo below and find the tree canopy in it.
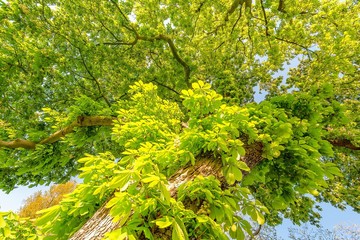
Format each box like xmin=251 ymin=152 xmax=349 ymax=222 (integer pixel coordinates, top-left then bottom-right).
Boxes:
xmin=0 ymin=0 xmax=359 ymax=239
xmin=18 ymin=181 xmax=76 ymax=219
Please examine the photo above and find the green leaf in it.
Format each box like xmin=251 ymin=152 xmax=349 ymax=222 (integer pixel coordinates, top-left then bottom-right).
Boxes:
xmin=36 ymin=205 xmax=61 ymax=226
xmin=0 ymin=215 xmax=6 ymax=228
xmin=196 ymin=215 xmax=209 ymax=223
xmin=142 ymin=175 xmax=160 ymax=183
xmin=192 ymin=82 xmax=200 ymax=89
xmin=160 ymin=182 xmax=171 ymax=205
xmin=324 ymin=163 xmax=343 ymax=177
xmin=172 ymin=217 xmax=188 ymax=240
xmin=109 ymin=171 xmax=132 ymax=191
xmin=256 ymin=211 xmax=265 ymax=225
xmin=271 ymin=196 xmax=287 ymax=210
xmin=224 ymin=165 xmax=242 ymax=184
xmin=236 ymin=161 xmax=250 ymax=171
xmin=155 ymin=216 xmax=173 ymax=228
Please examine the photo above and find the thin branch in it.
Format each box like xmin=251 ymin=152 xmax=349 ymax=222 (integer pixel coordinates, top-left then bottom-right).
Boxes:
xmin=102 ymin=40 xmax=137 ymax=46
xmin=274 ymin=36 xmax=317 ymax=60
xmin=214 ymin=41 xmax=225 ymax=51
xmin=231 ymin=7 xmax=243 ymax=34
xmin=100 ymin=24 xmax=190 ymax=87
xmin=190 ymin=1 xmax=205 ymax=40
xmin=150 ymin=78 xmax=180 ymax=95
xmin=260 ymin=0 xmax=272 ymax=48
xmin=250 ymin=225 xmax=262 ymax=240
xmin=78 ymin=49 xmax=112 ymax=107
xmin=209 ymin=0 xmax=246 ymax=35
xmin=149 ymin=50 xmax=163 ymax=69
xmin=258 ymin=0 xmax=316 ymax=59
xmin=109 ymin=0 xmax=129 ymax=23
xmin=260 ymin=0 xmax=270 ymax=36
xmin=274 ymin=36 xmax=311 ymax=52
xmin=225 ymin=0 xmax=243 ymax=22
xmin=98 ymin=19 xmax=120 ymax=42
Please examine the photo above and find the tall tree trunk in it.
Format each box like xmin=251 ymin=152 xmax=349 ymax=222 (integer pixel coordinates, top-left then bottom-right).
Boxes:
xmin=69 ymin=141 xmax=263 ymax=239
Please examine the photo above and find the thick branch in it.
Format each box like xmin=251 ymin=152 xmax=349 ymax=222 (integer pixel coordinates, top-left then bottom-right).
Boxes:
xmin=102 ymin=27 xmax=190 ymax=87
xmin=226 ymin=0 xmax=251 ymax=21
xmin=329 ymin=139 xmax=360 ymax=150
xmin=0 ymin=116 xmax=115 ymax=149
xmin=138 ymin=34 xmax=191 ymax=88
xmin=0 ymin=139 xmax=36 ymax=149
xmin=277 ymin=0 xmax=286 ymax=13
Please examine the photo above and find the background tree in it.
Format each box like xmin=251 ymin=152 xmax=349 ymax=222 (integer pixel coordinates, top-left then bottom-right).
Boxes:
xmin=288 ymin=223 xmax=360 ymax=240
xmin=0 ymin=0 xmax=359 ymax=239
xmin=249 ymin=223 xmax=360 ymax=240
xmin=18 ymin=181 xmax=76 ymax=219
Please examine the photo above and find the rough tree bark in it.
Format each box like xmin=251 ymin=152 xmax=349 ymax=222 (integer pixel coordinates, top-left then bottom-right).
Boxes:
xmin=69 ymin=141 xmax=264 ymax=239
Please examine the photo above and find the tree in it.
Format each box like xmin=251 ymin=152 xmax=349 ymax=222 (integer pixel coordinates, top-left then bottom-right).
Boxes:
xmin=288 ymin=223 xmax=360 ymax=240
xmin=18 ymin=181 xmax=76 ymax=219
xmin=249 ymin=223 xmax=360 ymax=240
xmin=0 ymin=0 xmax=359 ymax=239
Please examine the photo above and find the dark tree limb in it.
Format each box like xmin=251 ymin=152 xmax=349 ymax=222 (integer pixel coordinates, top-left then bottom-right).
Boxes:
xmin=0 ymin=139 xmax=36 ymax=149
xmin=138 ymin=34 xmax=191 ymax=88
xmin=97 ymin=2 xmax=191 ymax=88
xmin=102 ymin=32 xmax=191 ymax=88
xmin=278 ymin=0 xmax=286 ymax=13
xmin=0 ymin=116 xmax=115 ymax=149
xmin=329 ymin=139 xmax=360 ymax=150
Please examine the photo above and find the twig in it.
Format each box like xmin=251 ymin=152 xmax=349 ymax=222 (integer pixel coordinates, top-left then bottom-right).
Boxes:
xmin=109 ymin=0 xmax=129 ymax=22
xmin=249 ymin=224 xmax=262 ymax=239
xmin=150 ymin=78 xmax=180 ymax=95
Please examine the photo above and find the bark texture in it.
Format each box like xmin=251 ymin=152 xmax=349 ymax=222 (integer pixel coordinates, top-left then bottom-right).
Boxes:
xmin=69 ymin=198 xmax=118 ymax=240
xmin=69 ymin=142 xmax=263 ymax=239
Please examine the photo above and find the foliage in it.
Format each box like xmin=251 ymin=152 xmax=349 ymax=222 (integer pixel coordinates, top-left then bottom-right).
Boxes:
xmin=18 ymin=181 xmax=77 ymax=219
xmin=0 ymin=0 xmax=359 ymax=239
xmin=33 ymin=82 xmax=268 ymax=239
xmin=0 ymin=211 xmax=42 ymax=240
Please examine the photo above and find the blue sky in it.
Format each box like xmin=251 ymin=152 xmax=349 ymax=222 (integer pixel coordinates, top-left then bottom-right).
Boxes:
xmin=276 ymin=203 xmax=360 ymax=238
xmin=0 ymin=185 xmax=49 ymax=212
